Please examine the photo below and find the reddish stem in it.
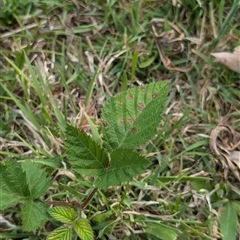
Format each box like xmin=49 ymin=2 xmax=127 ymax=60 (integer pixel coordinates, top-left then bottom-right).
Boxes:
xmin=46 ymin=187 xmax=98 ymax=210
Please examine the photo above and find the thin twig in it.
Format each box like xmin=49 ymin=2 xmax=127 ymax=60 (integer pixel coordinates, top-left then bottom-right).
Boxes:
xmin=46 ymin=187 xmax=98 ymax=210
xmin=80 ymin=187 xmax=98 ymax=209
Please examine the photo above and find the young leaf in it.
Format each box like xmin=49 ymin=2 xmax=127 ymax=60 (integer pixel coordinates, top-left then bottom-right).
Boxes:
xmin=48 ymin=206 xmax=77 ymax=223
xmin=95 ymin=149 xmax=149 ymax=189
xmin=47 ymin=226 xmax=72 ymax=240
xmin=21 ymin=161 xmax=51 ymax=199
xmin=219 ymin=202 xmax=237 ymax=240
xmin=73 ymin=218 xmax=94 ymax=240
xmin=22 ymin=199 xmax=48 ymax=232
xmin=65 ymin=125 xmax=109 ymax=176
xmin=0 ymin=160 xmax=29 ymax=197
xmin=101 ymin=81 xmax=169 ymax=152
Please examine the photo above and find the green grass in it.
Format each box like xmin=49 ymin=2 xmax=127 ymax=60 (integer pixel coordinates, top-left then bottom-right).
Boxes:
xmin=0 ymin=0 xmax=240 ymax=239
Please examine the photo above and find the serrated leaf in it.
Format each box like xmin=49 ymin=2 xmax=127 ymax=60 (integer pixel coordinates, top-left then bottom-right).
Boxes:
xmin=0 ymin=164 xmax=23 ymax=210
xmin=47 ymin=226 xmax=72 ymax=240
xmin=219 ymin=202 xmax=237 ymax=240
xmin=0 ymin=160 xmax=29 ymax=197
xmin=0 ymin=186 xmax=22 ymax=210
xmin=65 ymin=125 xmax=109 ymax=176
xmin=48 ymin=206 xmax=77 ymax=223
xmin=145 ymin=223 xmax=177 ymax=240
xmin=95 ymin=149 xmax=149 ymax=189
xmin=22 ymin=199 xmax=48 ymax=232
xmin=73 ymin=218 xmax=94 ymax=240
xmin=21 ymin=161 xmax=51 ymax=199
xmin=101 ymin=81 xmax=169 ymax=152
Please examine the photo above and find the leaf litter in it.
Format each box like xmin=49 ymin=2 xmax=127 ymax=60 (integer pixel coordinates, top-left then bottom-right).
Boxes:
xmin=210 ymin=125 xmax=240 ymax=180
xmin=211 ymin=46 xmax=240 ymax=73
xmin=150 ymin=18 xmax=195 ymax=72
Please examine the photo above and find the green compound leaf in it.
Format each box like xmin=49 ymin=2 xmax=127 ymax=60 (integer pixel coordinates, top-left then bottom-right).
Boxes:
xmin=21 ymin=161 xmax=51 ymax=199
xmin=101 ymin=81 xmax=169 ymax=152
xmin=0 ymin=160 xmax=29 ymax=199
xmin=0 ymin=163 xmax=23 ymax=210
xmin=95 ymin=149 xmax=149 ymax=189
xmin=48 ymin=206 xmax=77 ymax=223
xmin=73 ymin=218 xmax=94 ymax=240
xmin=219 ymin=202 xmax=237 ymax=240
xmin=22 ymin=199 xmax=48 ymax=232
xmin=65 ymin=125 xmax=109 ymax=176
xmin=0 ymin=189 xmax=22 ymax=211
xmin=47 ymin=226 xmax=72 ymax=240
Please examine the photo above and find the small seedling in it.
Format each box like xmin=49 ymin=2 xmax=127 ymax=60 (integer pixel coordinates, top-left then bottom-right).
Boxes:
xmin=0 ymin=81 xmax=169 ymax=239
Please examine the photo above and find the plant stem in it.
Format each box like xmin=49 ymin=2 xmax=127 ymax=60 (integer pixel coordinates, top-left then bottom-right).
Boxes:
xmin=46 ymin=200 xmax=81 ymax=209
xmin=80 ymin=187 xmax=98 ymax=209
xmin=46 ymin=187 xmax=98 ymax=210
